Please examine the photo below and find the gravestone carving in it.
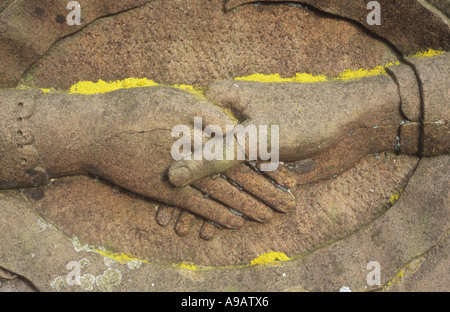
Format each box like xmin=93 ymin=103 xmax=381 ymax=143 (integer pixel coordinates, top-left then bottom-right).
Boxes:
xmin=0 ymin=0 xmax=448 ymax=292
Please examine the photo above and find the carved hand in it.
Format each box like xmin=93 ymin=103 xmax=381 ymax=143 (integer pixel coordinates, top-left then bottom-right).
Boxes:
xmin=0 ymin=86 xmax=295 ymax=234
xmin=168 ymin=53 xmax=449 ymax=188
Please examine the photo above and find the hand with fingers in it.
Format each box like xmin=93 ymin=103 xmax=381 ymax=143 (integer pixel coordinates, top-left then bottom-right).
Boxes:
xmin=158 ymin=64 xmax=403 ymax=238
xmin=156 ymin=161 xmax=297 ymax=239
xmin=159 ymin=70 xmax=404 ymax=237
xmin=163 ymin=52 xmax=450 ymax=238
xmin=0 ymin=86 xmax=295 ymax=237
xmin=167 ymin=73 xmax=401 ymax=188
xmin=168 ymin=53 xmax=449 ymax=191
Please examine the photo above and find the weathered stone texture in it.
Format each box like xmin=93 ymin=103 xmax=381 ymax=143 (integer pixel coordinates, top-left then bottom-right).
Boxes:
xmin=19 ymin=0 xmax=397 ymax=89
xmin=226 ymin=0 xmax=450 ymax=54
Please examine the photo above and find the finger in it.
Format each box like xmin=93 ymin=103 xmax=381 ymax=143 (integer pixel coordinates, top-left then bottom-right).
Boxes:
xmin=175 ymin=210 xmax=196 ymax=236
xmin=224 ymin=164 xmax=296 ymax=213
xmin=155 ymin=204 xmax=175 ymax=227
xmin=169 ymin=186 xmax=244 ymax=229
xmin=194 ymin=173 xmax=274 ymax=223
xmin=199 ymin=221 xmax=216 ymax=240
xmin=255 ymin=162 xmax=298 ymax=189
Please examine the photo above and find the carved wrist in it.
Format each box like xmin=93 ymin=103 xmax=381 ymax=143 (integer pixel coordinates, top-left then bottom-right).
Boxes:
xmin=0 ymin=90 xmax=48 ymax=189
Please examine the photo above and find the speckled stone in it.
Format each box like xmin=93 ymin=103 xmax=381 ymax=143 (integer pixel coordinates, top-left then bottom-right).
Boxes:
xmin=226 ymin=0 xmax=450 ymax=54
xmin=19 ymin=0 xmax=397 ymax=89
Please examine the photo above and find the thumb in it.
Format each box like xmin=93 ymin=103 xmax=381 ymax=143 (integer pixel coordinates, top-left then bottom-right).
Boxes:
xmin=168 ymin=121 xmax=254 ymax=187
xmin=168 ymin=118 xmax=281 ymax=187
xmin=168 ymin=123 xmax=247 ymax=188
xmin=168 ymin=158 xmax=241 ymax=188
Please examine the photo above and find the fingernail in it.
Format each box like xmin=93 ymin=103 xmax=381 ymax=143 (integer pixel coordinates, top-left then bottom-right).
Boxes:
xmin=256 ymin=208 xmax=273 ymax=223
xmin=169 ymin=166 xmax=193 ymax=187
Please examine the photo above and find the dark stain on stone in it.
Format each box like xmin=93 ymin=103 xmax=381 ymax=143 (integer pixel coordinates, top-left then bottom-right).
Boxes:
xmin=55 ymin=14 xmax=66 ymax=24
xmin=26 ymin=187 xmax=45 ymax=201
xmin=25 ymin=168 xmax=40 ymax=176
xmin=287 ymin=159 xmax=317 ymax=175
xmin=34 ymin=7 xmax=45 ymax=17
xmin=33 ymin=173 xmax=50 ymax=186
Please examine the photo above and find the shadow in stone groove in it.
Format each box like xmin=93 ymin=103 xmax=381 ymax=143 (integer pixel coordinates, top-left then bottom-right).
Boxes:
xmin=0 ymin=267 xmax=39 ymax=292
xmin=224 ymin=1 xmax=403 ymax=57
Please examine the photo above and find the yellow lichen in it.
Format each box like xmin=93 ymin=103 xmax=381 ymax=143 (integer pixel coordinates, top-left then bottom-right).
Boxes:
xmin=64 ymin=50 xmax=446 ymax=96
xmin=68 ymin=78 xmax=208 ymax=97
xmin=178 ymin=263 xmax=198 ymax=271
xmin=69 ymin=78 xmax=159 ymax=94
xmin=93 ymin=249 xmax=149 ymax=264
xmin=336 ymin=65 xmax=388 ymax=80
xmin=384 ymin=60 xmax=401 ymax=67
xmin=235 ymin=72 xmax=327 ymax=83
xmin=27 ymin=50 xmax=449 ymax=97
xmin=383 ymin=257 xmax=425 ymax=291
xmin=410 ymin=49 xmax=445 ymax=58
xmin=234 ymin=61 xmax=403 ymax=83
xmin=389 ymin=188 xmax=404 ymax=205
xmin=250 ymin=251 xmax=290 ymax=266
xmin=292 ymin=72 xmax=328 ymax=83
xmin=336 ymin=60 xmax=400 ymax=80
xmin=173 ymin=84 xmax=206 ymax=96
xmin=235 ymin=73 xmax=290 ymax=83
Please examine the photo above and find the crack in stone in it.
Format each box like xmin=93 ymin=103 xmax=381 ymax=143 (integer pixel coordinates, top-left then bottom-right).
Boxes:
xmin=396 ymin=59 xmax=427 ymax=158
xmin=0 ymin=0 xmax=19 ymax=17
xmin=98 ymin=128 xmax=172 ymax=144
xmin=376 ymin=228 xmax=450 ymax=291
